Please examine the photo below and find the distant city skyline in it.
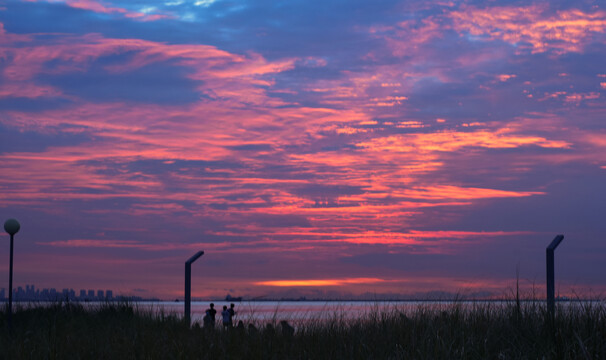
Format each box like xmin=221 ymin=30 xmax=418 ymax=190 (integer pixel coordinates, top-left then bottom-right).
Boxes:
xmin=0 ymin=283 xmax=505 ymax=302
xmin=0 ymin=284 xmax=154 ymax=302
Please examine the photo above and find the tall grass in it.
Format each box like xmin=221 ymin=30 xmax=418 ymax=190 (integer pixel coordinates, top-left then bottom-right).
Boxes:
xmin=1 ymin=299 xmax=605 ymax=359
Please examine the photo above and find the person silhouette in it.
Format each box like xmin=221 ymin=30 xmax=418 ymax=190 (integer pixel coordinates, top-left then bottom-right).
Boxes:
xmin=203 ymin=303 xmax=217 ymax=329
xmin=221 ymin=305 xmax=231 ymax=328
xmin=228 ymin=303 xmax=236 ymax=325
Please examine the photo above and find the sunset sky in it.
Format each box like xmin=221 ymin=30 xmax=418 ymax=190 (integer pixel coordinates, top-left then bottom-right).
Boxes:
xmin=1 ymin=0 xmax=605 ymax=300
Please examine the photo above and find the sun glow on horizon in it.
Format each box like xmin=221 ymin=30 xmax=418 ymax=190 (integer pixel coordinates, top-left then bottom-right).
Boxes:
xmin=255 ymin=278 xmax=387 ymax=287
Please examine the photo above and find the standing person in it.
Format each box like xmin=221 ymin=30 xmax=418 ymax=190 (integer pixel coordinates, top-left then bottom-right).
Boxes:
xmin=221 ymin=305 xmax=231 ymax=328
xmin=228 ymin=303 xmax=236 ymax=325
xmin=204 ymin=303 xmax=217 ymax=329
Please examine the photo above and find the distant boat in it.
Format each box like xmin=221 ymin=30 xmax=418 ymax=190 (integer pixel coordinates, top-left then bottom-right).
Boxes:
xmin=225 ymin=294 xmax=242 ymax=301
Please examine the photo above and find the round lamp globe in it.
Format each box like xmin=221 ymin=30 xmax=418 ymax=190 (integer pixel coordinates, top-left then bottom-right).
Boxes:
xmin=4 ymin=219 xmax=20 ymax=236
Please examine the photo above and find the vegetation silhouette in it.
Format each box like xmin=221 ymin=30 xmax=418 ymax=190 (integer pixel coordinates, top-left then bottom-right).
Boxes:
xmin=2 ymin=298 xmax=605 ymax=359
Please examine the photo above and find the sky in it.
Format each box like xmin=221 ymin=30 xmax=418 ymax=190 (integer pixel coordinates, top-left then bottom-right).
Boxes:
xmin=1 ymin=0 xmax=605 ymax=300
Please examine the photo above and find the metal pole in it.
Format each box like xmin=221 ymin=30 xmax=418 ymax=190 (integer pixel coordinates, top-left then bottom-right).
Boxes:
xmin=4 ymin=218 xmax=20 ymax=332
xmin=546 ymin=234 xmax=564 ymax=315
xmin=184 ymin=251 xmax=204 ymax=326
xmin=8 ymin=233 xmax=14 ymax=331
xmin=185 ymin=262 xmax=191 ymax=324
xmin=546 ymin=247 xmax=554 ymax=314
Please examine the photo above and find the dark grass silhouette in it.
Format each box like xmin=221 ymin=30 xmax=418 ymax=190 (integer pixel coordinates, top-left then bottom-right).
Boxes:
xmin=1 ymin=299 xmax=605 ymax=359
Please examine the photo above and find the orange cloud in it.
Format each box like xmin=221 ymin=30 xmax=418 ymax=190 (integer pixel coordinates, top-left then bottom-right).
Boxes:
xmin=395 ymin=185 xmax=543 ymax=200
xmin=356 ymin=129 xmax=571 ymax=153
xmin=497 ymin=74 xmax=516 ymax=82
xmin=564 ymin=92 xmax=600 ymax=103
xmin=537 ymin=91 xmax=601 ymax=103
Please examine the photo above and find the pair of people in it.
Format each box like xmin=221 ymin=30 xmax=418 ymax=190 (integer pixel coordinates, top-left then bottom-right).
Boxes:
xmin=221 ymin=303 xmax=236 ymax=328
xmin=203 ymin=303 xmax=236 ymax=328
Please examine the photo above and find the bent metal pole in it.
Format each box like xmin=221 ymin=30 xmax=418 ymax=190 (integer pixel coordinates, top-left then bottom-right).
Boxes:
xmin=184 ymin=251 xmax=204 ymax=326
xmin=546 ymin=234 xmax=564 ymax=315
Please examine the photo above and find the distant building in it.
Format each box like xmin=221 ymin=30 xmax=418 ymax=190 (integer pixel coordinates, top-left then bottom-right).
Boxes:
xmin=26 ymin=285 xmax=35 ymax=298
xmin=41 ymin=288 xmax=50 ymax=300
xmin=2 ymin=284 xmax=146 ymax=302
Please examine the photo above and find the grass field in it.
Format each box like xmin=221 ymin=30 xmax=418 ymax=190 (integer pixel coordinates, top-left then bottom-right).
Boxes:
xmin=2 ymin=299 xmax=605 ymax=359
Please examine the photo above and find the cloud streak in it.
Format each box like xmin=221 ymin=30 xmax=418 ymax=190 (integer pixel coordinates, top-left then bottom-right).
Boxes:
xmin=450 ymin=5 xmax=606 ymax=54
xmin=22 ymin=0 xmax=172 ymax=21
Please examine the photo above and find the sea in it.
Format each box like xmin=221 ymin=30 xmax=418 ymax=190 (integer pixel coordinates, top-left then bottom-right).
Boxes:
xmin=138 ymin=300 xmax=415 ymax=325
xmin=14 ymin=299 xmax=601 ymax=326
xmin=129 ymin=299 xmax=599 ymax=326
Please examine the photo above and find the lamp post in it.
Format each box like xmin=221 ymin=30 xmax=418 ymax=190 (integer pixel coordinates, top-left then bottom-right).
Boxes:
xmin=184 ymin=251 xmax=204 ymax=327
xmin=4 ymin=218 xmax=20 ymax=331
xmin=546 ymin=234 xmax=564 ymax=315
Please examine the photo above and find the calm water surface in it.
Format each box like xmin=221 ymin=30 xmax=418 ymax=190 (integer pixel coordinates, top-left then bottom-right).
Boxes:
xmin=15 ymin=299 xmax=603 ymax=326
xmin=132 ymin=300 xmax=580 ymax=326
xmin=138 ymin=300 xmax=415 ymax=325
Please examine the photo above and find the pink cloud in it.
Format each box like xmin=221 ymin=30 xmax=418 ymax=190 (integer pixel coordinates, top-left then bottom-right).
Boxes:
xmin=0 ymin=82 xmax=64 ymax=99
xmin=450 ymin=6 xmax=606 ymax=54
xmin=22 ymin=0 xmax=172 ymax=21
xmin=380 ymin=16 xmax=447 ymax=57
xmin=197 ymin=228 xmax=531 ymax=256
xmin=0 ymin=23 xmax=32 ymax=44
xmin=40 ymin=239 xmax=146 ymax=248
xmin=1 ymin=32 xmax=298 ymax=106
